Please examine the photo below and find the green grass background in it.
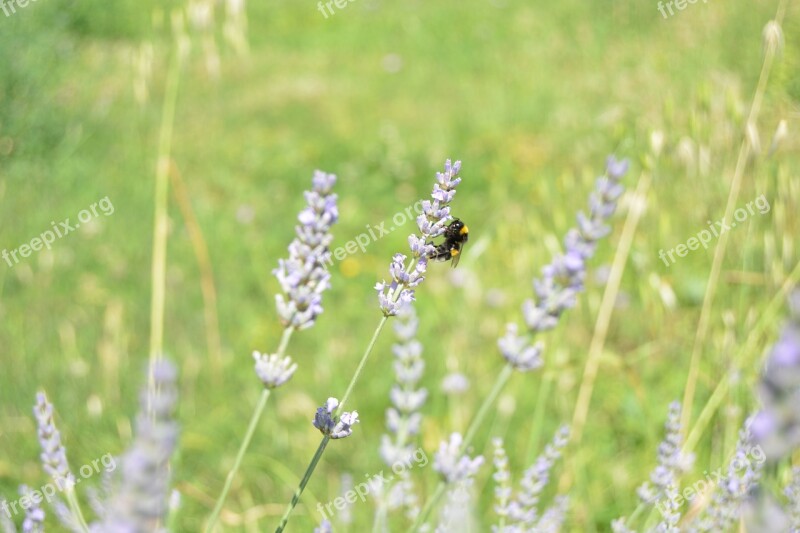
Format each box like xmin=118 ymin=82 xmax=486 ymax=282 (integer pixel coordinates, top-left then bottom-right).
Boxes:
xmin=1 ymin=0 xmax=798 ymax=530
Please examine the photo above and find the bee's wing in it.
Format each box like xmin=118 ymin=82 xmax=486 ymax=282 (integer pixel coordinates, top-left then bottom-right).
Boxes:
xmin=450 ymin=242 xmax=464 ymax=268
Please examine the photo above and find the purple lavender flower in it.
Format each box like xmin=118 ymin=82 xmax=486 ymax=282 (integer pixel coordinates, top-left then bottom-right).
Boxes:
xmin=525 ymin=156 xmax=627 ymax=331
xmin=33 ymin=392 xmax=75 ymax=488
xmin=314 ymin=519 xmax=333 ymax=533
xmin=637 ymin=402 xmax=694 ymax=505
xmin=433 ymin=433 xmax=484 ymax=485
xmin=750 ymin=290 xmax=800 ymax=462
xmin=94 ymin=359 xmax=179 ymax=532
xmin=252 ymin=350 xmax=297 ymax=389
xmin=502 ymin=156 xmax=629 ymax=371
xmin=274 ymin=170 xmax=338 ymax=330
xmin=313 ymin=398 xmax=359 ymax=439
xmin=441 ymin=372 xmax=470 ymax=395
xmin=380 ymin=304 xmax=427 ymax=467
xmin=376 ymin=160 xmax=462 ymax=316
xmin=495 ymin=426 xmax=569 ymax=530
xmin=687 ymin=423 xmax=763 ymax=532
xmin=18 ymin=486 xmax=44 ymax=533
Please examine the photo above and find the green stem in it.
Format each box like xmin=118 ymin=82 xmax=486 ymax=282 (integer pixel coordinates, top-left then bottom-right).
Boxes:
xmin=275 ymin=315 xmax=390 ymax=531
xmin=64 ymin=485 xmax=90 ymax=532
xmin=526 ymin=363 xmax=552 ymax=463
xmin=205 ymin=327 xmax=293 ymax=532
xmin=275 ymin=436 xmax=331 ymax=533
xmin=409 ymin=482 xmax=445 ymax=533
xmin=340 ymin=316 xmax=388 ymax=411
xmin=461 ymin=364 xmax=513 ymax=453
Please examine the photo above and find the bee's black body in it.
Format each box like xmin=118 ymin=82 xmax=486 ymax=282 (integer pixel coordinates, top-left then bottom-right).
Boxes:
xmin=429 ymin=218 xmax=469 ymax=267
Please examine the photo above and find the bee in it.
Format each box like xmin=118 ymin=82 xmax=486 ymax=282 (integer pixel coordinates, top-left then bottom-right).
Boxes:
xmin=429 ymin=218 xmax=469 ymax=267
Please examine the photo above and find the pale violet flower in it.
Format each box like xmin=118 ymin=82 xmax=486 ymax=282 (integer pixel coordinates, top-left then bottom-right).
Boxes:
xmin=252 ymin=351 xmax=297 ymax=389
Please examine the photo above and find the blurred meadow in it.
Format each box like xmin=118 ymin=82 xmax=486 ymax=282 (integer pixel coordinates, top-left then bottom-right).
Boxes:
xmin=1 ymin=0 xmax=799 ymax=530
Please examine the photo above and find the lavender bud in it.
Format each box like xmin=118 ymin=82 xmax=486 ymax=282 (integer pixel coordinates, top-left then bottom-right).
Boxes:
xmin=252 ymin=351 xmax=297 ymax=389
xmin=433 ymin=433 xmax=484 ymax=485
xmin=313 ymin=398 xmax=359 ymax=439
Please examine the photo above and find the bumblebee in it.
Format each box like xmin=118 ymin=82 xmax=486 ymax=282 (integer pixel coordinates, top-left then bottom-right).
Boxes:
xmin=429 ymin=218 xmax=469 ymax=267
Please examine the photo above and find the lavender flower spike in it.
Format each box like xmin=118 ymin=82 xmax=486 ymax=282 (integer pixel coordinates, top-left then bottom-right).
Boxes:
xmin=524 ymin=155 xmax=628 ymax=334
xmin=501 ymin=156 xmax=629 ymax=372
xmin=33 ymin=392 xmax=75 ymax=488
xmin=274 ymin=170 xmax=338 ymax=330
xmin=688 ymin=422 xmax=763 ymax=532
xmin=380 ymin=303 xmax=427 ymax=467
xmin=637 ymin=402 xmax=694 ymax=505
xmin=19 ymin=485 xmax=45 ymax=533
xmin=253 ymin=350 xmax=297 ymax=389
xmin=95 ymin=359 xmax=179 ymax=532
xmin=313 ymin=398 xmax=359 ymax=439
xmin=377 ymin=160 xmax=462 ymax=316
xmin=433 ymin=433 xmax=484 ymax=484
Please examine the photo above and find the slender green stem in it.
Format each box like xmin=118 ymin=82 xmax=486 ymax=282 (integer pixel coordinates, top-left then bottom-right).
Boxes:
xmin=680 ymin=0 xmax=786 ymax=434
xmin=64 ymin=486 xmax=90 ymax=532
xmin=410 ymin=364 xmax=514 ymax=531
xmin=275 ymin=314 xmax=390 ymax=531
xmin=340 ymin=316 xmax=388 ymax=411
xmin=205 ymin=327 xmax=293 ymax=532
xmin=275 ymin=436 xmax=331 ymax=533
xmin=526 ymin=363 xmax=552 ymax=464
xmin=461 ymin=364 xmax=513 ymax=453
xmin=409 ymin=482 xmax=445 ymax=533
xmin=205 ymin=389 xmax=273 ymax=532
xmin=148 ymin=33 xmax=182 ymax=375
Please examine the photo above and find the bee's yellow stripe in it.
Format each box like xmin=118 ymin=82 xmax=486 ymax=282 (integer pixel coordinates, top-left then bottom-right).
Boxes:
xmin=460 ymin=225 xmax=469 ymax=235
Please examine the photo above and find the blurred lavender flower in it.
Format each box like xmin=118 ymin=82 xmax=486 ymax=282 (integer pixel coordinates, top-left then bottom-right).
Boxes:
xmin=19 ymin=486 xmax=45 ymax=533
xmin=380 ymin=304 xmax=427 ymax=467
xmin=501 ymin=157 xmax=629 ymax=371
xmin=441 ymin=372 xmax=469 ymax=395
xmin=376 ymin=160 xmax=462 ymax=316
xmin=252 ymin=350 xmax=297 ymax=389
xmin=94 ymin=359 xmax=179 ymax=532
xmin=493 ymin=426 xmax=569 ymax=531
xmin=385 ymin=473 xmax=421 ymax=521
xmin=687 ymin=423 xmax=763 ymax=532
xmin=433 ymin=433 xmax=484 ymax=485
xmin=314 ymin=519 xmax=333 ymax=533
xmin=313 ymin=398 xmax=359 ymax=439
xmin=33 ymin=392 xmax=75 ymax=488
xmin=637 ymin=402 xmax=694 ymax=505
xmin=435 ymin=482 xmax=477 ymax=533
xmin=498 ymin=323 xmax=543 ymax=372
xmin=743 ymin=487 xmax=791 ymax=533
xmin=652 ymin=486 xmax=681 ymax=533
xmin=274 ymin=170 xmax=338 ymax=330
xmin=749 ymin=290 xmax=800 ymax=462
xmin=491 ymin=438 xmax=512 ymax=522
